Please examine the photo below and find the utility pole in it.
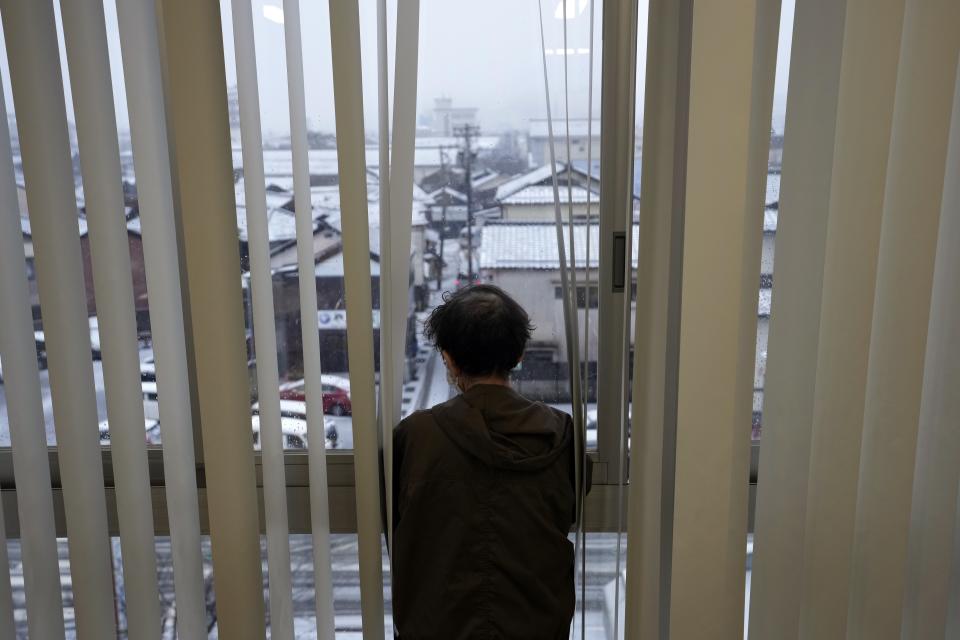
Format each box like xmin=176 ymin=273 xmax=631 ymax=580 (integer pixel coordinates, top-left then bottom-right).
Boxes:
xmin=453 ymin=124 xmax=480 ymax=281
xmin=436 ymin=145 xmax=447 ymax=290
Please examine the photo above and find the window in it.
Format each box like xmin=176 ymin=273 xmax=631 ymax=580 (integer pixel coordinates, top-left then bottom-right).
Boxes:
xmin=555 ymin=284 xmax=600 ymax=308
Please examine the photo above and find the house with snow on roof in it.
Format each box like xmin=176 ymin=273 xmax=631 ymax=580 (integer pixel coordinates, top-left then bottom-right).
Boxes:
xmin=493 ymin=162 xmax=637 ymax=223
xmin=478 ymin=221 xmax=638 ymax=402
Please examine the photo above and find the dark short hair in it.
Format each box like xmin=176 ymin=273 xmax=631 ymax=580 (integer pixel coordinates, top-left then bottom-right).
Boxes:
xmin=424 ymin=284 xmax=533 ymax=377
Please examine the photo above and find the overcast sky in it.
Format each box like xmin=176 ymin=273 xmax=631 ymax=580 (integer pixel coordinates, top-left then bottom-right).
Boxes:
xmin=1 ymin=0 xmax=794 ymax=140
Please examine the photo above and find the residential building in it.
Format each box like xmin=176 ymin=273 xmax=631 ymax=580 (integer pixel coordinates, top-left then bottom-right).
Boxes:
xmin=526 ymin=118 xmax=601 ymax=166
xmin=478 ymin=221 xmax=638 ymax=402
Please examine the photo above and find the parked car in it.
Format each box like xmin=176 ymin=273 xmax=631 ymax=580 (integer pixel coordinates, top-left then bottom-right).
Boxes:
xmin=454 ymin=271 xmax=480 ymax=289
xmin=278 ymin=375 xmax=352 ymax=416
xmin=98 ymin=418 xmax=162 ymax=445
xmin=251 ymin=399 xmax=338 ymax=449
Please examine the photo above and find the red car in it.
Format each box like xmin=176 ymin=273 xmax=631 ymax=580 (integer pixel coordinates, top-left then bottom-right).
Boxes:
xmin=278 ymin=375 xmax=352 ymax=416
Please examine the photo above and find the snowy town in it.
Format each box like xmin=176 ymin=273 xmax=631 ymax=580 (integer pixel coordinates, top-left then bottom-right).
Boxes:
xmin=1 ymin=91 xmax=782 ymax=636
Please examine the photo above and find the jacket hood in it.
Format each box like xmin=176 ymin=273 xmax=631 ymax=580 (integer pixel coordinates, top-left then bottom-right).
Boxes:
xmin=431 ymin=384 xmax=572 ymax=471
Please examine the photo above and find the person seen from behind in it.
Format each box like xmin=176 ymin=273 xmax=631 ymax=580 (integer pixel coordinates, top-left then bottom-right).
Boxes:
xmin=392 ymin=284 xmax=588 ymax=639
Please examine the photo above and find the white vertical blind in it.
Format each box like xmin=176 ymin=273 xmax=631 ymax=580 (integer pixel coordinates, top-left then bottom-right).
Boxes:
xmin=667 ymin=0 xmax=767 ymax=635
xmin=536 ymin=0 xmax=584 ymax=508
xmin=624 ymin=0 xmax=690 ymax=635
xmin=58 ymin=1 xmax=162 ymax=636
xmin=949 ymin=492 xmax=960 ymax=637
xmin=0 ymin=1 xmax=117 ymax=636
xmin=724 ymin=0 xmax=782 ymax=631
xmin=0 ymin=66 xmax=66 ymax=640
xmin=846 ymin=0 xmax=960 ymax=635
xmin=328 ymin=0 xmax=387 ymax=636
xmin=155 ymin=1 xmax=266 ymax=635
xmin=376 ymin=0 xmax=395 ymax=554
xmin=899 ymin=59 xmax=960 ymax=639
xmin=384 ymin=0 xmax=422 ymax=551
xmin=113 ymin=0 xmax=207 ymax=635
xmin=230 ymin=1 xmax=295 ymax=638
xmin=279 ymin=1 xmax=336 ymax=636
xmin=748 ymin=0 xmax=846 ymax=635
xmin=797 ymin=1 xmax=904 ymax=636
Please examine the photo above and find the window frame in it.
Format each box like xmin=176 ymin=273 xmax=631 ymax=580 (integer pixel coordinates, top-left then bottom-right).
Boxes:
xmin=0 ymin=0 xmax=765 ymax=541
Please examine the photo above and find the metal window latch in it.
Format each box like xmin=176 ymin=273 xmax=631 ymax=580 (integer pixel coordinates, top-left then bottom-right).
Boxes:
xmin=612 ymin=231 xmax=626 ymax=292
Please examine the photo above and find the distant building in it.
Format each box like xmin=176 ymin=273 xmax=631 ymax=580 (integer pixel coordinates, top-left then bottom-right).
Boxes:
xmin=270 ymin=248 xmax=384 ymax=376
xmin=428 ymin=97 xmax=478 ymax=136
xmin=527 ymin=118 xmax=601 ymax=166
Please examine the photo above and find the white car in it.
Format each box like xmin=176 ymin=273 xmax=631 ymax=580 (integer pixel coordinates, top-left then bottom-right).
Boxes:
xmin=250 ymin=399 xmax=338 ymax=450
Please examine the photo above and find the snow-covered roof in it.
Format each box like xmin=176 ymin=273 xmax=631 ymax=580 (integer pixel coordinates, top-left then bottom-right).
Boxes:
xmin=758 ymin=288 xmax=771 ymax=317
xmin=235 ymin=207 xmax=299 ymax=243
xmin=428 ymin=186 xmax=468 ymax=203
xmin=316 ymin=251 xmax=380 ymax=277
xmin=501 ymin=185 xmax=597 ymax=206
xmin=765 ymin=173 xmax=780 ymax=206
xmin=528 ymin=119 xmax=601 ymax=139
xmin=764 ymin=208 xmax=778 ymax=233
xmin=471 ymin=170 xmax=501 ymax=189
xmin=494 ymin=164 xmax=559 ymax=201
xmin=236 ymin=146 xmax=463 ymax=180
xmin=479 ymin=222 xmax=639 ymax=270
xmin=494 ymin=162 xmax=612 ymax=203
xmin=412 ymin=182 xmax=434 ymax=204
xmin=234 ymin=177 xmax=295 ymax=211
xmin=410 ymin=136 xmax=499 ymax=151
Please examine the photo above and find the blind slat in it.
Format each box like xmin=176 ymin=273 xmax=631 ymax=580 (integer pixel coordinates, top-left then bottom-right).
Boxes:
xmin=798 ymin=1 xmax=904 ymax=635
xmin=667 ymin=0 xmax=767 ymax=634
xmin=113 ymin=0 xmax=208 ymax=635
xmin=156 ymin=1 xmax=267 ymax=635
xmin=846 ymin=0 xmax=960 ymax=635
xmin=375 ymin=0 xmax=394 ymax=554
xmin=624 ymin=0 xmax=691 ymax=635
xmin=747 ymin=0 xmax=847 ymax=635
xmin=279 ymin=1 xmax=336 ymax=636
xmin=384 ymin=0 xmax=422 ymax=552
xmin=0 ymin=74 xmax=65 ymax=640
xmin=58 ymin=2 xmax=162 ymax=636
xmin=0 ymin=1 xmax=118 ymax=635
xmin=328 ymin=1 xmax=387 ymax=636
xmin=230 ymin=1 xmax=295 ymax=637
xmin=899 ymin=59 xmax=960 ymax=639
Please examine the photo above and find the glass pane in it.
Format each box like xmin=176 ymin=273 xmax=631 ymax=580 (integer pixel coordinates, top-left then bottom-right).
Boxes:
xmin=0 ymin=1 xmax=160 ymax=449
xmin=752 ymin=0 xmax=795 ymax=443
